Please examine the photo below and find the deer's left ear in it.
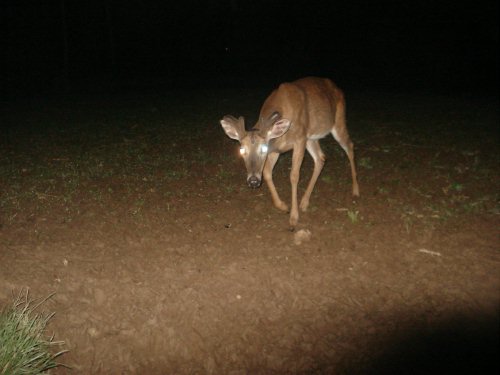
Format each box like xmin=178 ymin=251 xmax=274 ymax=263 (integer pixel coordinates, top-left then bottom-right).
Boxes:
xmin=267 ymin=119 xmax=291 ymax=140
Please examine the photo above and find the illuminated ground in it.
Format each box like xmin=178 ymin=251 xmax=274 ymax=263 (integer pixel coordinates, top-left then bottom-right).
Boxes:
xmin=1 ymin=89 xmax=498 ymax=374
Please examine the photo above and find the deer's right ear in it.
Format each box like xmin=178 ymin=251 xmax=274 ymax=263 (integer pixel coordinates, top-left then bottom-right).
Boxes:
xmin=220 ymin=115 xmax=245 ymax=141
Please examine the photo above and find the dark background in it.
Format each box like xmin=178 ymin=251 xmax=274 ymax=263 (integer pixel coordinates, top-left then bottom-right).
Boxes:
xmin=1 ymin=0 xmax=498 ymax=97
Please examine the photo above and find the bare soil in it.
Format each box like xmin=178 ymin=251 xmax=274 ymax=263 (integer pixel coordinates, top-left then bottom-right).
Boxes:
xmin=1 ymin=89 xmax=498 ymax=374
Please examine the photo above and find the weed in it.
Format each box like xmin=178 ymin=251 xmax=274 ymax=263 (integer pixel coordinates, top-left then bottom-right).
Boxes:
xmin=358 ymin=157 xmax=373 ymax=169
xmin=0 ymin=289 xmax=68 ymax=374
xmin=376 ymin=186 xmax=389 ymax=194
xmin=321 ymin=174 xmax=333 ymax=184
xmin=131 ymin=198 xmax=146 ymax=216
xmin=215 ymin=167 xmax=234 ymax=182
xmin=347 ymin=209 xmax=359 ymax=223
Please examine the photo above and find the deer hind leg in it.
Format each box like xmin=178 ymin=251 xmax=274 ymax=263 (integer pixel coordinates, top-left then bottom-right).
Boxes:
xmin=289 ymin=142 xmax=306 ymax=229
xmin=263 ymin=152 xmax=288 ymax=212
xmin=332 ymin=126 xmax=360 ymax=197
xmin=300 ymin=140 xmax=325 ymax=212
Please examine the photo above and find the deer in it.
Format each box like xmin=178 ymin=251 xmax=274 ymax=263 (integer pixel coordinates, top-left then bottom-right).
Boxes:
xmin=220 ymin=77 xmax=359 ymax=230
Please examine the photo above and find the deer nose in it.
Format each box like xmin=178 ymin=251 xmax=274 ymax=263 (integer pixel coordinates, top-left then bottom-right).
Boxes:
xmin=247 ymin=176 xmax=261 ymax=188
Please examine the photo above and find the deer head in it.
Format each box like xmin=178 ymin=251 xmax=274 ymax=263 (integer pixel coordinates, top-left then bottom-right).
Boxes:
xmin=220 ymin=112 xmax=291 ymax=188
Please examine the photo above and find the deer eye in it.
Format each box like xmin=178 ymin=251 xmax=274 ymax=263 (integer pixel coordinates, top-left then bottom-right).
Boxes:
xmin=239 ymin=146 xmax=246 ymax=156
xmin=260 ymin=144 xmax=268 ymax=154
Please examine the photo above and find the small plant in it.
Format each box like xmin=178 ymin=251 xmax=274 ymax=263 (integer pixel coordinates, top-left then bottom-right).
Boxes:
xmin=215 ymin=167 xmax=233 ymax=182
xmin=376 ymin=186 xmax=389 ymax=194
xmin=347 ymin=209 xmax=359 ymax=223
xmin=358 ymin=157 xmax=373 ymax=169
xmin=131 ymin=197 xmax=146 ymax=216
xmin=320 ymin=174 xmax=333 ymax=184
xmin=0 ymin=289 xmax=67 ymax=375
xmin=451 ymin=182 xmax=464 ymax=192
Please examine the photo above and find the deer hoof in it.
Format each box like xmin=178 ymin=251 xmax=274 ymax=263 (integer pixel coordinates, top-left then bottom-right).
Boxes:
xmin=299 ymin=199 xmax=309 ymax=212
xmin=275 ymin=201 xmax=289 ymax=212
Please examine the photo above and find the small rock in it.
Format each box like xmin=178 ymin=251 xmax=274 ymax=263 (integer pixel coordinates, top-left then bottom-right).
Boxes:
xmin=294 ymin=229 xmax=312 ymax=245
xmin=87 ymin=327 xmax=99 ymax=337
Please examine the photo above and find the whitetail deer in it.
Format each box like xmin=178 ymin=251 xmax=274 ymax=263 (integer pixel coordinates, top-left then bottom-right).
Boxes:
xmin=220 ymin=77 xmax=359 ymax=229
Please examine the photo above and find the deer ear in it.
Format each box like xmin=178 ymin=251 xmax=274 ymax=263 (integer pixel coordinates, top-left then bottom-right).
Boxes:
xmin=220 ymin=115 xmax=245 ymax=141
xmin=267 ymin=119 xmax=291 ymax=140
xmin=268 ymin=111 xmax=281 ymax=123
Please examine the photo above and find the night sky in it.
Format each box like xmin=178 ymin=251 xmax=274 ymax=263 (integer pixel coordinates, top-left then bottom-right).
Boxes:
xmin=1 ymin=0 xmax=498 ymax=97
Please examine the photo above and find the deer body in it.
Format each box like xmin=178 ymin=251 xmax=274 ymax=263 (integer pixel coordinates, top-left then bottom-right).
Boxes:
xmin=221 ymin=77 xmax=359 ymax=229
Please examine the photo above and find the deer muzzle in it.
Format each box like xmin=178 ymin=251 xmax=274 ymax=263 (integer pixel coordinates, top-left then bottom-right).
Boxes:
xmin=247 ymin=175 xmax=262 ymax=189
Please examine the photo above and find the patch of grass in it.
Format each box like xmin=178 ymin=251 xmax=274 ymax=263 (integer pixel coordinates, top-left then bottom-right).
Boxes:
xmin=214 ymin=168 xmax=237 ymax=192
xmin=321 ymin=174 xmax=333 ymax=184
xmin=163 ymin=168 xmax=190 ymax=180
xmin=358 ymin=157 xmax=373 ymax=169
xmin=131 ymin=197 xmax=146 ymax=217
xmin=399 ymin=205 xmax=426 ymax=233
xmin=409 ymin=184 xmax=432 ymax=199
xmin=0 ymin=290 xmax=67 ymax=374
xmin=347 ymin=209 xmax=360 ymax=224
xmin=465 ymin=195 xmax=499 ymax=215
xmin=376 ymin=186 xmax=390 ymax=195
xmin=450 ymin=182 xmax=464 ymax=192
xmin=192 ymin=147 xmax=216 ymax=165
xmin=215 ymin=167 xmax=234 ymax=182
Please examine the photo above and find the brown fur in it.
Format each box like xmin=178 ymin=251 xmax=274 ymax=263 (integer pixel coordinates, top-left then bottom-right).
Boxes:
xmin=221 ymin=77 xmax=359 ymax=229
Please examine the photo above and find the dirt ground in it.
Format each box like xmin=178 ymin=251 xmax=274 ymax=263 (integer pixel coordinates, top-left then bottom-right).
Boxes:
xmin=0 ymin=88 xmax=498 ymax=374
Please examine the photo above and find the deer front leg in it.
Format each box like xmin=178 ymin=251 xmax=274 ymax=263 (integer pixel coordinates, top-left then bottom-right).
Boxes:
xmin=263 ymin=152 xmax=288 ymax=211
xmin=300 ymin=140 xmax=325 ymax=212
xmin=289 ymin=143 xmax=306 ymax=229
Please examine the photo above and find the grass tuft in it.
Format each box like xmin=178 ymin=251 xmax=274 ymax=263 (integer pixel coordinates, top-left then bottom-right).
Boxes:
xmin=0 ymin=289 xmax=68 ymax=375
xmin=347 ymin=209 xmax=360 ymax=224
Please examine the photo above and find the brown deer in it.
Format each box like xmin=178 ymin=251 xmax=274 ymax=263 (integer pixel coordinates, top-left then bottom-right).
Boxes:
xmin=220 ymin=77 xmax=359 ymax=229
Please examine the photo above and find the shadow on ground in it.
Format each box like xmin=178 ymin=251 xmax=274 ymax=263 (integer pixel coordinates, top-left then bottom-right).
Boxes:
xmin=340 ymin=313 xmax=498 ymax=375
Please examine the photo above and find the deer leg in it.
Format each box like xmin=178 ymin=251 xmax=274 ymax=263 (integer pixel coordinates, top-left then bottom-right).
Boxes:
xmin=300 ymin=140 xmax=325 ymax=212
xmin=263 ymin=152 xmax=288 ymax=211
xmin=289 ymin=142 xmax=306 ymax=228
xmin=332 ymin=127 xmax=360 ymax=197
